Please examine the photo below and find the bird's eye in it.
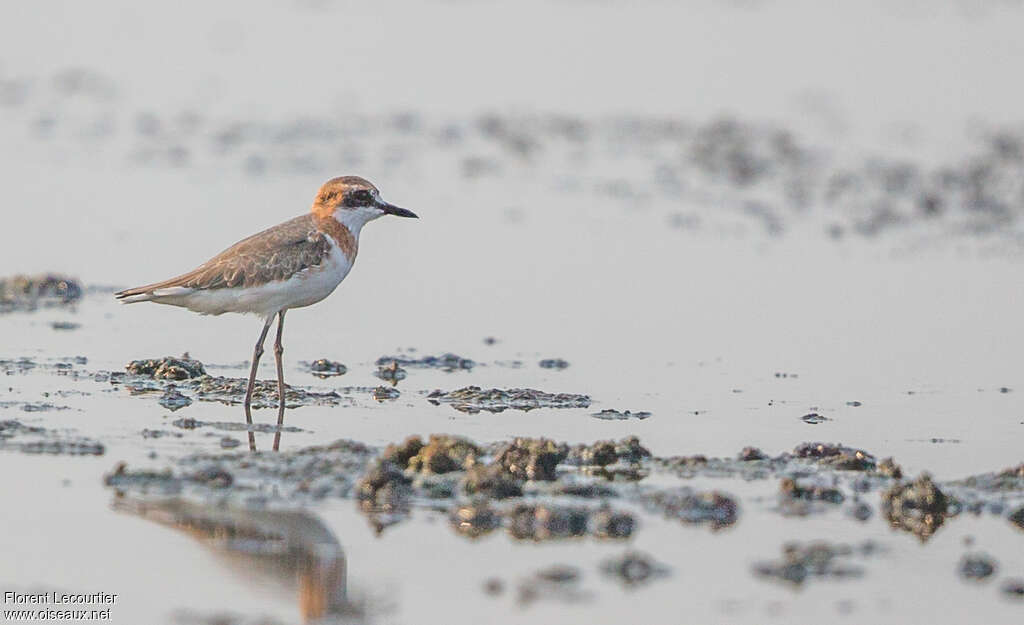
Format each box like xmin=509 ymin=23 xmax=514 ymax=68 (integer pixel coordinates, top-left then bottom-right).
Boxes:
xmin=347 ymin=190 xmax=373 ymax=207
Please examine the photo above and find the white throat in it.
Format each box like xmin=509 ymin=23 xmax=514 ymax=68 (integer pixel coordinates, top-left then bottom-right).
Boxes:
xmin=333 ymin=205 xmax=383 ymax=237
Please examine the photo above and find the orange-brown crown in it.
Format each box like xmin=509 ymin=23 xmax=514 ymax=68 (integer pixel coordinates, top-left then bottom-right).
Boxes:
xmin=311 ymin=176 xmax=378 ymax=219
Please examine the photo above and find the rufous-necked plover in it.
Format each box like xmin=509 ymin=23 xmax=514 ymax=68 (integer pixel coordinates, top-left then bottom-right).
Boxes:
xmin=116 ymin=176 xmax=417 ymax=449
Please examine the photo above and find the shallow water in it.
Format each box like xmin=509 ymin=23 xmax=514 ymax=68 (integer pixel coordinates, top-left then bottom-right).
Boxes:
xmin=2 ymin=1 xmax=1024 ymax=624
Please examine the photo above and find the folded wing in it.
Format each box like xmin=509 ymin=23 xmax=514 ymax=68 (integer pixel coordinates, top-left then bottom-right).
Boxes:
xmin=116 ymin=214 xmax=330 ymax=302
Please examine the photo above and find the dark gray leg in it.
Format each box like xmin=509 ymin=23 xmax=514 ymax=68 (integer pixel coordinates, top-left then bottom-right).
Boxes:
xmin=272 ymin=309 xmax=287 ymax=452
xmin=245 ymin=317 xmax=274 ymax=452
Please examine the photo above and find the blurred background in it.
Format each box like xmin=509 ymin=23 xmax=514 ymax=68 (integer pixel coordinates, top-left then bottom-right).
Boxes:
xmin=3 ymin=0 xmax=1024 ymax=272
xmin=2 ymin=1 xmax=1024 ymax=624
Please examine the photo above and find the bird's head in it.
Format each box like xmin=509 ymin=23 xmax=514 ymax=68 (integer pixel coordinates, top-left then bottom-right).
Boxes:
xmin=312 ymin=176 xmax=417 ymax=230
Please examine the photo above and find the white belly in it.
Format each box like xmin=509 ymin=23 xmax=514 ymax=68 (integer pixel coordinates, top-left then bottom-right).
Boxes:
xmin=166 ymin=242 xmax=353 ymax=319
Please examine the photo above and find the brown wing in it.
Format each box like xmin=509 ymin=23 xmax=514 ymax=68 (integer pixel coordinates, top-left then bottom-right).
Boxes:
xmin=116 ymin=214 xmax=330 ymax=298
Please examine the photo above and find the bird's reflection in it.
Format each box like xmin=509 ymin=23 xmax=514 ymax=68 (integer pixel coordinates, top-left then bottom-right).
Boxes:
xmin=115 ymin=498 xmax=347 ymax=622
xmin=245 ymin=408 xmax=288 ymax=452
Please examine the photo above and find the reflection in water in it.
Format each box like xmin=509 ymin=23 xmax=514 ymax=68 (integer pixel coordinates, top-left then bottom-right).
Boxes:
xmin=114 ymin=498 xmax=347 ymax=622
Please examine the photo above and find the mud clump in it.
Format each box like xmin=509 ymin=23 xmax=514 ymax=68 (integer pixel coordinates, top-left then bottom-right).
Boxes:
xmin=406 ymin=435 xmax=480 ymax=475
xmin=106 ymin=439 xmax=375 ymax=503
xmin=645 ymin=489 xmax=739 ymax=530
xmin=376 ymin=353 xmax=475 ymax=371
xmin=117 ymin=358 xmax=345 ymax=409
xmin=0 ymin=419 xmax=104 ymax=456
xmin=375 ymin=434 xmax=480 ymax=476
xmin=375 ymin=361 xmax=406 ymax=384
xmin=570 ymin=440 xmax=618 ymax=467
xmin=494 ymin=437 xmax=568 ymax=481
xmin=450 ymin=503 xmax=502 ymax=538
xmin=379 ymin=436 xmax=424 ymax=467
xmin=958 ymin=553 xmax=997 ymax=581
xmin=158 ymin=386 xmax=192 ymax=411
xmin=507 ymin=505 xmax=589 ymax=541
xmin=779 ymin=477 xmax=844 ymax=504
xmin=951 ymin=462 xmax=1024 ymax=493
xmin=882 ymin=474 xmax=950 ymax=540
xmin=1002 ymin=579 xmax=1024 ymax=599
xmin=999 ymin=464 xmax=1024 ymax=479
xmin=306 ymin=358 xmax=347 ymax=378
xmin=663 ymin=455 xmax=709 ymax=469
xmin=1009 ymin=506 xmax=1024 ymax=531
xmin=566 ymin=436 xmax=651 ymax=468
xmin=591 ymin=409 xmax=651 ymax=421
xmin=141 ymin=429 xmax=181 ymax=440
xmin=800 ymin=413 xmax=829 ymax=424
xmin=849 ymin=502 xmax=874 ymax=521
xmin=450 ymin=501 xmax=634 ymax=542
xmin=427 ymin=386 xmax=591 ymax=413
xmin=600 ymin=552 xmax=670 ymax=587
xmin=516 ymin=564 xmax=588 ymax=606
xmin=0 ymin=274 xmax=82 ymax=313
xmin=753 ymin=542 xmax=869 ymax=586
xmin=170 ymin=417 xmax=303 ymax=434
xmin=105 ymin=463 xmax=181 ymax=496
xmin=355 ymin=461 xmax=411 ymax=511
xmin=127 ymin=355 xmax=206 ymax=380
xmin=793 ymin=442 xmax=877 ymax=471
xmin=462 ymin=464 xmax=523 ymax=499
xmin=372 ymin=385 xmax=400 ymax=401
xmin=878 ymin=457 xmax=903 ymax=479
xmin=191 ymin=377 xmax=341 ymax=408
xmin=590 ymin=506 xmax=636 ymax=539
xmin=739 ymin=446 xmax=769 ymax=461
xmin=189 ymin=465 xmax=234 ymax=489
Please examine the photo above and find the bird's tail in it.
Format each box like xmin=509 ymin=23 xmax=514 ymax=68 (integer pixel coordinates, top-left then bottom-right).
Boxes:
xmin=115 ymin=291 xmax=156 ymax=304
xmin=115 ymin=283 xmax=193 ymax=304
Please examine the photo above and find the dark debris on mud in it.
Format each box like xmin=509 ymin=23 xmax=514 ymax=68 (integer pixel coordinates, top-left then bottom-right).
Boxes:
xmin=959 ymin=553 xmax=998 ymax=581
xmin=600 ymin=551 xmax=671 ymax=587
xmin=427 ymin=386 xmax=592 ymax=413
xmin=591 ymin=409 xmax=651 ymax=421
xmin=170 ymin=417 xmax=304 ymax=434
xmin=1003 ymin=579 xmax=1024 ymax=600
xmin=101 ymin=431 xmax=1024 ymax=552
xmin=0 ymin=419 xmax=104 ymax=456
xmin=355 ymin=434 xmax=645 ymax=539
xmin=376 ymin=353 xmax=475 ymax=371
xmin=375 ymin=360 xmax=407 ymax=385
xmin=114 ymin=355 xmax=346 ymax=409
xmin=0 ymin=274 xmax=82 ymax=313
xmin=753 ymin=541 xmax=879 ymax=586
xmin=515 ymin=565 xmax=590 ymax=607
xmin=127 ymin=355 xmax=206 ymax=380
xmin=105 ymin=439 xmax=376 ymax=502
xmin=304 ymin=358 xmax=347 ymax=378
xmin=882 ymin=474 xmax=952 ymax=541
xmin=643 ymin=489 xmax=739 ymax=530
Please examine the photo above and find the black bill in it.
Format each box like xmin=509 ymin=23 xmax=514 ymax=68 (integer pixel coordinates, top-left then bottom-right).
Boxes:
xmin=378 ymin=201 xmax=418 ymax=218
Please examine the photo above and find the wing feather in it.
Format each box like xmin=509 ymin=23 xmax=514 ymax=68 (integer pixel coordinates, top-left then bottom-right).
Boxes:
xmin=115 ymin=214 xmax=330 ymax=300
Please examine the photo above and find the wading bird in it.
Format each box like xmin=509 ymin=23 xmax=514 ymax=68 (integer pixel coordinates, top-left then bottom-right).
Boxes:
xmin=116 ymin=176 xmax=417 ymax=449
